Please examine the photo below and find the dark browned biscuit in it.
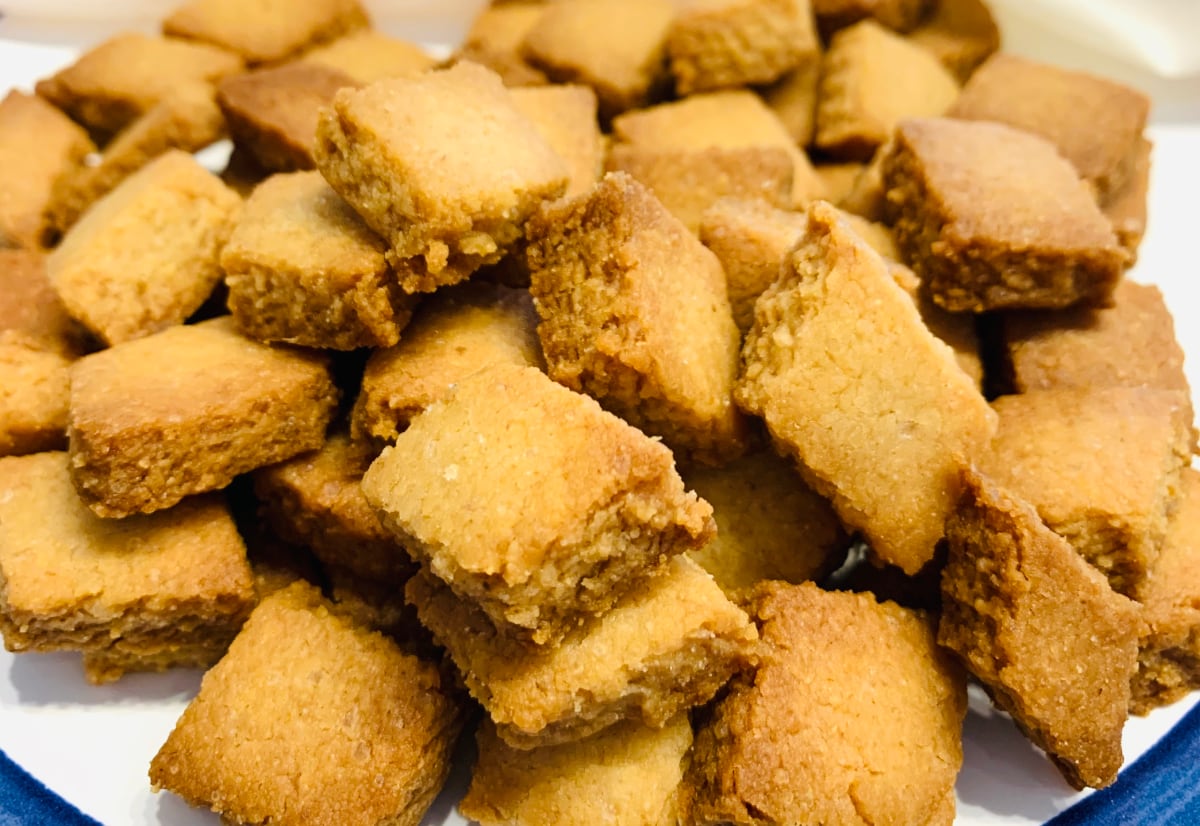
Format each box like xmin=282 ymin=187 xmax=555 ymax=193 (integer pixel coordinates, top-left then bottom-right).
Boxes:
xmin=217 ymin=62 xmax=359 ymax=172
xmin=939 ymin=469 xmax=1142 ymax=790
xmin=812 ymin=0 xmax=933 ymax=37
xmin=883 ymin=117 xmax=1126 ymax=312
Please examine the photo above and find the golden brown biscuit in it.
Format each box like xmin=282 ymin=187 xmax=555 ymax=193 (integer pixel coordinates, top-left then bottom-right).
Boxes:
xmin=149 ymin=582 xmax=462 ymax=826
xmin=683 ymin=450 xmax=850 ymax=594
xmin=36 ymin=32 xmax=243 ymax=137
xmin=47 ymin=150 xmax=241 ymax=346
xmin=221 ymin=170 xmax=415 ymax=350
xmin=45 ymin=83 xmax=226 ymax=239
xmin=163 ymin=0 xmax=370 ymax=65
xmin=362 ymin=363 xmax=714 ymax=644
xmin=452 ymin=1 xmax=550 ymax=87
xmin=350 ymin=282 xmax=542 ymax=444
xmin=939 ymin=469 xmax=1142 ymax=790
xmin=0 ymin=341 xmax=71 ymax=458
xmin=908 ymin=0 xmax=1001 ymax=83
xmin=0 ymin=250 xmax=85 ymax=357
xmin=683 ymin=582 xmax=966 ymax=826
xmin=667 ymin=0 xmax=818 ymax=94
xmin=301 ymin=30 xmax=434 ymax=84
xmin=1132 ymin=467 xmax=1200 ymax=715
xmin=521 ymin=0 xmax=675 ymax=119
xmin=528 ymin=173 xmax=751 ymax=465
xmin=815 ymin=20 xmax=960 ymax=161
xmin=460 ymin=716 xmax=693 ymax=826
xmin=0 ymin=452 xmax=254 ymax=684
xmin=814 ymin=162 xmax=866 ymax=203
xmin=736 ymin=201 xmax=996 ymax=574
xmin=758 ymin=57 xmax=822 ymax=147
xmin=407 ymin=554 xmax=756 ymax=748
xmin=0 ymin=91 xmax=95 ymax=249
xmin=217 ymin=62 xmax=359 ymax=172
xmin=510 ymin=85 xmax=604 ymax=199
xmin=950 ymin=53 xmax=1149 ymax=205
xmin=1105 ymin=137 xmax=1151 ymax=262
xmin=315 ymin=61 xmax=568 ymax=290
xmin=883 ymin=117 xmax=1126 ymax=312
xmin=812 ymin=0 xmax=932 ymax=36
xmin=978 ymin=387 xmax=1193 ymax=599
xmin=68 ymin=317 xmax=339 ymax=518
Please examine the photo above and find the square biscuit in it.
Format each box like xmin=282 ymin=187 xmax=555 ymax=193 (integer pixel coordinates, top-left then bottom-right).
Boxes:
xmin=407 ymin=554 xmax=757 ymax=749
xmin=47 ymin=150 xmax=241 ymax=346
xmin=611 ymin=91 xmax=826 ymax=206
xmin=45 ymin=83 xmax=226 ymax=240
xmin=36 ymin=32 xmax=243 ymax=137
xmin=252 ymin=431 xmax=414 ymax=584
xmin=759 ymin=57 xmax=822 ymax=147
xmin=315 ymin=61 xmax=568 ymax=291
xmin=1105 ymin=137 xmax=1151 ymax=262
xmin=510 ymin=85 xmax=604 ymax=199
xmin=221 ymin=170 xmax=416 ymax=350
xmin=217 ymin=62 xmax=359 ymax=173
xmin=0 ymin=341 xmax=71 ymax=458
xmin=521 ymin=0 xmax=675 ymax=119
xmin=950 ymin=54 xmax=1149 ymax=205
xmin=527 ymin=173 xmax=751 ymax=465
xmin=908 ymin=0 xmax=1001 ymax=83
xmin=0 ymin=452 xmax=254 ymax=683
xmin=163 ymin=0 xmax=370 ymax=65
xmin=350 ymin=282 xmax=542 ymax=445
xmin=460 ymin=715 xmax=693 ymax=826
xmin=0 ymin=250 xmax=84 ymax=357
xmin=939 ymin=469 xmax=1142 ymax=790
xmin=978 ymin=387 xmax=1193 ymax=599
xmin=667 ymin=0 xmax=819 ymax=94
xmin=605 ymin=144 xmax=795 ymax=234
xmin=683 ymin=450 xmax=850 ymax=594
xmin=149 ymin=582 xmax=462 ymax=826
xmin=735 ymin=201 xmax=997 ymax=574
xmin=998 ymin=279 xmax=1190 ymax=401
xmin=812 ymin=0 xmax=932 ymax=36
xmin=301 ymin=31 xmax=435 ymax=84
xmin=815 ymin=19 xmax=960 ymax=161
xmin=1132 ymin=467 xmax=1200 ymax=715
xmin=883 ymin=117 xmax=1126 ymax=312
xmin=682 ymin=582 xmax=965 ymax=826
xmin=453 ymin=1 xmax=550 ymax=87
xmin=361 ymin=363 xmax=714 ymax=644
xmin=0 ymin=91 xmax=95 ymax=250
xmin=68 ymin=316 xmax=339 ymax=518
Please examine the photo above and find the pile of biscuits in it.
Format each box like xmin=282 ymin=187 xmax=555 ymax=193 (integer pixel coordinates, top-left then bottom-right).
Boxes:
xmin=0 ymin=0 xmax=1193 ymax=824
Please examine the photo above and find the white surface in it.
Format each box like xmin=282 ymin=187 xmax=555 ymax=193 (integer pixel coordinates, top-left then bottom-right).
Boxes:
xmin=2 ymin=7 xmax=1200 ymax=826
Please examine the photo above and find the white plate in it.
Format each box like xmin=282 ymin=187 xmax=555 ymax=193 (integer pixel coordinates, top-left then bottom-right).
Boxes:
xmin=2 ymin=8 xmax=1200 ymax=826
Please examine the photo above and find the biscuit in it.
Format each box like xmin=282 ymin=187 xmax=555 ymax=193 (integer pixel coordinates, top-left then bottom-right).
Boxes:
xmin=35 ymin=32 xmax=243 ymax=137
xmin=0 ymin=342 xmax=71 ymax=458
xmin=682 ymin=582 xmax=966 ymax=826
xmin=883 ymin=117 xmax=1126 ymax=312
xmin=814 ymin=162 xmax=866 ymax=204
xmin=528 ymin=173 xmax=750 ymax=465
xmin=978 ymin=387 xmax=1193 ymax=599
xmin=301 ymin=30 xmax=434 ymax=84
xmin=68 ymin=317 xmax=339 ymax=518
xmin=460 ymin=715 xmax=693 ymax=826
xmin=759 ymin=57 xmax=821 ymax=147
xmin=667 ymin=0 xmax=819 ymax=94
xmin=315 ymin=61 xmax=568 ymax=291
xmin=521 ymin=0 xmax=675 ymax=119
xmin=361 ymin=363 xmax=714 ymax=644
xmin=998 ymin=279 xmax=1190 ymax=401
xmin=221 ymin=170 xmax=416 ymax=350
xmin=0 ymin=452 xmax=254 ymax=683
xmin=217 ymin=62 xmax=359 ymax=172
xmin=149 ymin=582 xmax=462 ymax=826
xmin=1132 ymin=468 xmax=1200 ymax=715
xmin=1105 ymin=137 xmax=1151 ymax=262
xmin=736 ymin=201 xmax=996 ymax=574
xmin=46 ymin=150 xmax=241 ymax=346
xmin=815 ymin=20 xmax=960 ymax=161
xmin=407 ymin=554 xmax=756 ymax=748
xmin=837 ymin=138 xmax=888 ymax=219
xmin=949 ymin=53 xmax=1149 ymax=205
xmin=0 ymin=91 xmax=95 ymax=249
xmin=605 ymin=144 xmax=794 ymax=234
xmin=683 ymin=450 xmax=850 ymax=594
xmin=350 ymin=282 xmax=542 ymax=444
xmin=939 ymin=469 xmax=1142 ymax=790
xmin=253 ymin=431 xmax=413 ymax=584
xmin=611 ymin=91 xmax=825 ymax=206
xmin=908 ymin=0 xmax=1001 ymax=83
xmin=453 ymin=1 xmax=550 ymax=87
xmin=163 ymin=0 xmax=370 ymax=65
xmin=510 ymin=85 xmax=604 ymax=199
xmin=0 ymin=250 xmax=84 ymax=357
xmin=812 ymin=0 xmax=933 ymax=36
xmin=45 ymin=83 xmax=226 ymax=238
